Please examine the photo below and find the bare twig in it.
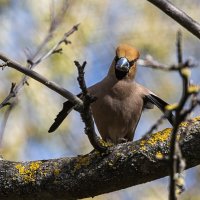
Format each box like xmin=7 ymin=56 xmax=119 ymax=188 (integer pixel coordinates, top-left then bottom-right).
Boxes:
xmin=30 ymin=0 xmax=70 ymax=60
xmin=169 ymin=31 xmax=185 ymax=200
xmin=0 ymin=101 xmax=17 ymax=148
xmin=177 ymin=30 xmax=182 ymax=64
xmin=139 ymin=30 xmax=199 ymax=199
xmin=138 ymin=57 xmax=196 ymax=71
xmin=147 ymin=0 xmax=200 ymax=40
xmin=0 ymin=83 xmax=16 ymax=109
xmin=0 ymin=0 xmax=76 ymax=144
xmin=142 ymin=114 xmax=166 ymax=139
xmin=74 ymin=61 xmax=107 ymax=152
xmin=0 ymin=54 xmax=83 ymax=109
xmin=181 ymin=92 xmax=200 ymax=119
xmin=29 ymin=23 xmax=79 ymax=66
xmin=168 ymin=31 xmax=200 ymax=200
xmin=0 ymin=22 xmax=79 ymax=143
xmin=0 ymin=23 xmax=79 ymax=110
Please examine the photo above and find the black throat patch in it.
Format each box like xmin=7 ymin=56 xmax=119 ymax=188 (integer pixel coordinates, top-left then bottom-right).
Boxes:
xmin=115 ymin=68 xmax=128 ymax=80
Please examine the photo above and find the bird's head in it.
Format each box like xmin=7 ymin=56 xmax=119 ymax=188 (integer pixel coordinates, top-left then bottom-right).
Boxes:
xmin=109 ymin=44 xmax=140 ymax=80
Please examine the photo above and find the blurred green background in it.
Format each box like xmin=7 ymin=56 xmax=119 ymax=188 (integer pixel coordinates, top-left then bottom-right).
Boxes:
xmin=0 ymin=0 xmax=200 ymax=199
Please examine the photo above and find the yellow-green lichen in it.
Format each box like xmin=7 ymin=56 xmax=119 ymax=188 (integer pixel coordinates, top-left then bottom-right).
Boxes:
xmin=179 ymin=116 xmax=200 ymax=127
xmin=15 ymin=161 xmax=41 ymax=183
xmin=52 ymin=162 xmax=60 ymax=176
xmin=99 ymin=138 xmax=113 ymax=147
xmin=140 ymin=128 xmax=172 ymax=150
xmin=165 ymin=103 xmax=178 ymax=111
xmin=54 ymin=168 xmax=60 ymax=176
xmin=193 ymin=116 xmax=200 ymax=122
xmin=140 ymin=116 xmax=200 ymax=151
xmin=188 ymin=85 xmax=200 ymax=94
xmin=155 ymin=151 xmax=164 ymax=159
xmin=180 ymin=67 xmax=191 ymax=78
xmin=29 ymin=162 xmax=40 ymax=171
xmin=73 ymin=155 xmax=91 ymax=172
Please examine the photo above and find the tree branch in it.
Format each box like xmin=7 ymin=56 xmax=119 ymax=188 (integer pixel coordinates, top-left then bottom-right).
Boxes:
xmin=0 ymin=54 xmax=83 ymax=109
xmin=169 ymin=30 xmax=186 ymax=200
xmin=0 ymin=22 xmax=79 ymax=145
xmin=0 ymin=117 xmax=200 ymax=200
xmin=147 ymin=0 xmax=200 ymax=40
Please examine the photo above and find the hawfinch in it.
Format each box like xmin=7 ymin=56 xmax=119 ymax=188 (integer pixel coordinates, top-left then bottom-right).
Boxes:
xmin=49 ymin=44 xmax=174 ymax=144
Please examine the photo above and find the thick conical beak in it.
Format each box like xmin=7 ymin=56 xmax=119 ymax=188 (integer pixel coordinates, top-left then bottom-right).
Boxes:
xmin=115 ymin=57 xmax=130 ymax=72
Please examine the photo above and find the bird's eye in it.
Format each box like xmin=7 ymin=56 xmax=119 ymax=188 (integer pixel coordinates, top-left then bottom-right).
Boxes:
xmin=114 ymin=56 xmax=119 ymax=62
xmin=129 ymin=59 xmax=136 ymax=66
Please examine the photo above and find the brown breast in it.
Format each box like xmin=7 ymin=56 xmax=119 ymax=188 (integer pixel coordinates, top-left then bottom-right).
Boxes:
xmin=89 ymin=78 xmax=144 ymax=143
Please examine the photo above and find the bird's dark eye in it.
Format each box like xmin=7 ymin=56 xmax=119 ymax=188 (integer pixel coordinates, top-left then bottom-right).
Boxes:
xmin=129 ymin=59 xmax=136 ymax=66
xmin=114 ymin=56 xmax=119 ymax=62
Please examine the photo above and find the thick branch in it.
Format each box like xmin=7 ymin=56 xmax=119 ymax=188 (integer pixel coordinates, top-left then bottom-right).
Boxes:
xmin=147 ymin=0 xmax=200 ymax=39
xmin=0 ymin=54 xmax=83 ymax=109
xmin=0 ymin=117 xmax=200 ymax=200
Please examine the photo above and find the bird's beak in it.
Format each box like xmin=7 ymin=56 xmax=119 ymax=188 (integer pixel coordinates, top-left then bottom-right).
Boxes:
xmin=115 ymin=57 xmax=130 ymax=72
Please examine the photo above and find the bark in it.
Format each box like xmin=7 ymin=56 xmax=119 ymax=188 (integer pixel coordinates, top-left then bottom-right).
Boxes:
xmin=0 ymin=117 xmax=200 ymax=200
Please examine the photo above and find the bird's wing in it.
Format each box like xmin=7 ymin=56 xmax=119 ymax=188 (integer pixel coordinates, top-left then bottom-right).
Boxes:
xmin=144 ymin=93 xmax=175 ymax=126
xmin=48 ymin=94 xmax=82 ymax=133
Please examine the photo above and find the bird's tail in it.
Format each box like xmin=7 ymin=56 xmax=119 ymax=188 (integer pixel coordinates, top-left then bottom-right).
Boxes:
xmin=48 ymin=101 xmax=75 ymax=133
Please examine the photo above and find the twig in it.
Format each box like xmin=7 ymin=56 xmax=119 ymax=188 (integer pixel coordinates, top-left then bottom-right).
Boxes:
xmin=168 ymin=31 xmax=199 ymax=200
xmin=139 ymin=30 xmax=199 ymax=199
xmin=0 ymin=0 xmax=75 ymax=143
xmin=74 ymin=61 xmax=107 ymax=152
xmin=0 ymin=22 xmax=79 ymax=142
xmin=29 ymin=23 xmax=79 ymax=66
xmin=0 ymin=101 xmax=16 ymax=148
xmin=0 ymin=54 xmax=83 ymax=109
xmin=2 ymin=23 xmax=79 ymax=106
xmin=0 ymin=83 xmax=16 ymax=109
xmin=168 ymin=31 xmax=184 ymax=200
xmin=142 ymin=114 xmax=166 ymax=139
xmin=138 ymin=57 xmax=196 ymax=71
xmin=177 ymin=30 xmax=182 ymax=64
xmin=147 ymin=0 xmax=200 ymax=40
xmin=29 ymin=0 xmax=69 ymax=61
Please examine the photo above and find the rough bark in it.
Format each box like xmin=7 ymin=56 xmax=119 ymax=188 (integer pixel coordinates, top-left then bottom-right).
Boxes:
xmin=0 ymin=117 xmax=200 ymax=200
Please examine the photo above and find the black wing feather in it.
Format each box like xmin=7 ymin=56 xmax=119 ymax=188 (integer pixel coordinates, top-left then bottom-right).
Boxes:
xmin=48 ymin=101 xmax=75 ymax=133
xmin=145 ymin=94 xmax=175 ymax=126
xmin=48 ymin=93 xmax=82 ymax=133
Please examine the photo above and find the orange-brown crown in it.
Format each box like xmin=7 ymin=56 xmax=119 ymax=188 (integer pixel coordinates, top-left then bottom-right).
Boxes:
xmin=108 ymin=44 xmax=140 ymax=80
xmin=116 ymin=44 xmax=140 ymax=61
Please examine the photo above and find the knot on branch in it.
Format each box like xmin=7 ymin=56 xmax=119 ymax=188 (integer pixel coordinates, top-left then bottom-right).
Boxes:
xmin=0 ymin=61 xmax=9 ymax=70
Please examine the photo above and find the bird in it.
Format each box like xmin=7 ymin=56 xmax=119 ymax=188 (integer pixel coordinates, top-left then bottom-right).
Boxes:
xmin=49 ymin=44 xmax=174 ymax=144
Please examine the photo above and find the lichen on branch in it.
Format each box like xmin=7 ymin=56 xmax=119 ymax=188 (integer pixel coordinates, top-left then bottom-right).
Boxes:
xmin=0 ymin=117 xmax=200 ymax=200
